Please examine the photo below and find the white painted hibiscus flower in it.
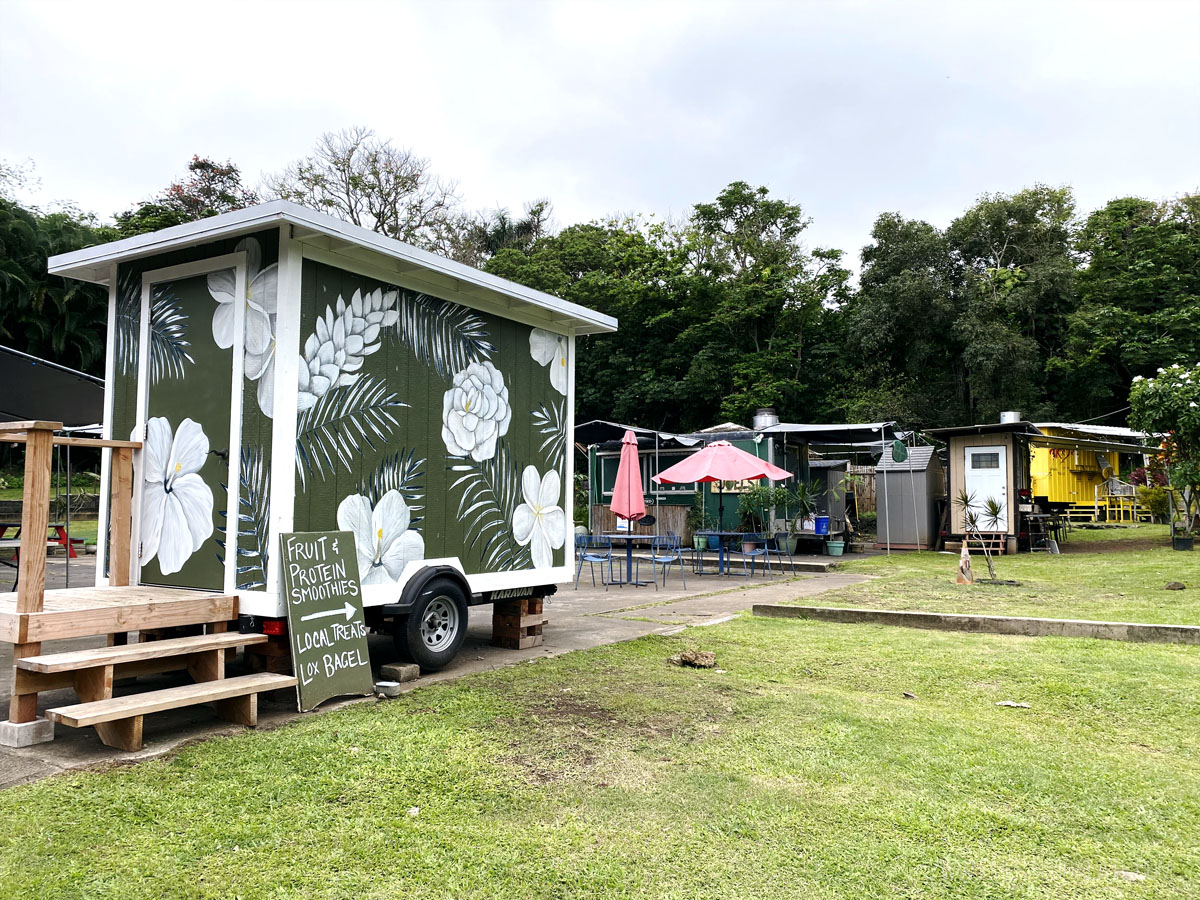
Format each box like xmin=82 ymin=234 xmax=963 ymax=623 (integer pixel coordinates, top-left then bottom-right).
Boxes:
xmin=337 ymin=490 xmax=425 ymax=585
xmin=140 ymin=417 xmax=215 ymax=576
xmin=512 ymin=466 xmax=566 ymax=569
xmin=207 ymin=238 xmax=279 ymax=417
xmin=441 ymin=361 xmax=511 ymax=461
xmin=529 ymin=328 xmax=568 ymax=395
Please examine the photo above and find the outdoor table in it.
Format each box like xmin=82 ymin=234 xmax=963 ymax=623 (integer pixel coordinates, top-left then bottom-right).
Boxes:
xmin=694 ymin=531 xmax=761 ymax=575
xmin=0 ymin=521 xmax=79 ymax=558
xmin=599 ymin=532 xmax=657 ymax=586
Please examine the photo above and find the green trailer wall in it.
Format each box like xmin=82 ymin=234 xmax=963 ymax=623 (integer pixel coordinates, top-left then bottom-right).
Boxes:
xmin=290 ymin=259 xmax=568 ymax=576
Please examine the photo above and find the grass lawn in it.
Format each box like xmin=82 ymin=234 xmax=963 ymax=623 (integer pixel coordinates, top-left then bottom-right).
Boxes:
xmin=1 ymin=612 xmax=1197 ymax=898
xmin=825 ymin=524 xmax=1200 ymax=624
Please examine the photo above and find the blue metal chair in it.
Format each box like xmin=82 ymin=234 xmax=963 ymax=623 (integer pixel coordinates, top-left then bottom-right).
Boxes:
xmin=765 ymin=531 xmax=797 ymax=575
xmin=574 ymin=535 xmax=617 ymax=590
xmin=635 ymin=535 xmax=687 ymax=590
xmin=730 ymin=533 xmax=774 ymax=578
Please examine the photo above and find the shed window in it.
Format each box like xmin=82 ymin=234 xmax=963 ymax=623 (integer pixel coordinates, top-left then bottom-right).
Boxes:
xmin=971 ymin=453 xmax=1000 ymax=469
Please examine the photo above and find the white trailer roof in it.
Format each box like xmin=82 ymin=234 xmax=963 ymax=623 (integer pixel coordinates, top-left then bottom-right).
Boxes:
xmin=47 ymin=200 xmax=618 ymax=336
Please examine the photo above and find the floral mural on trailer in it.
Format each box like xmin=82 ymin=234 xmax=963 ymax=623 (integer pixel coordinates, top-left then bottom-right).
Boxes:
xmin=139 ymin=417 xmax=215 ymax=576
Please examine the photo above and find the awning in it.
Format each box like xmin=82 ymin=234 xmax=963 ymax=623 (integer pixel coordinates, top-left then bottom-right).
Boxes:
xmin=1027 ymin=434 xmax=1153 ymax=455
xmin=0 ymin=346 xmax=104 ymax=428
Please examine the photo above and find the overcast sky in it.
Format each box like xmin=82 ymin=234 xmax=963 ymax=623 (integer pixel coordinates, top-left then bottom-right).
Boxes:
xmin=2 ymin=0 xmax=1197 ymax=267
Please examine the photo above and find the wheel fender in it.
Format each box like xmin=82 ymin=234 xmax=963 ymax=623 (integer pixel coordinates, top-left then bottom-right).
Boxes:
xmin=384 ymin=565 xmax=472 ymax=618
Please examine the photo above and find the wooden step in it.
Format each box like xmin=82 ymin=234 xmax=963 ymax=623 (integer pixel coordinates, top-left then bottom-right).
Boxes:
xmin=47 ymin=671 xmax=299 ymax=751
xmin=48 ymin=672 xmax=297 ymax=729
xmin=16 ymin=632 xmax=268 ymax=673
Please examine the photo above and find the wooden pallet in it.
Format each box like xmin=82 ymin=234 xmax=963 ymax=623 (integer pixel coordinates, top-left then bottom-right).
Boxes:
xmin=492 ymin=595 xmax=545 ymax=650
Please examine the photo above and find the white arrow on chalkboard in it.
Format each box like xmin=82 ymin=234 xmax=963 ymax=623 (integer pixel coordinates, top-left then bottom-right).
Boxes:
xmin=300 ymin=601 xmax=358 ymax=623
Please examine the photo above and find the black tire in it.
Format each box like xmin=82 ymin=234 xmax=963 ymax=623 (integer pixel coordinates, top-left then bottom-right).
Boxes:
xmin=393 ymin=577 xmax=469 ymax=671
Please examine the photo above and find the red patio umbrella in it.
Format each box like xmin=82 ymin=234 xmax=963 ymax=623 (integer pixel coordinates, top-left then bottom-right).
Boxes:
xmin=651 ymin=440 xmax=792 ymax=527
xmin=610 ymin=430 xmax=646 ymax=527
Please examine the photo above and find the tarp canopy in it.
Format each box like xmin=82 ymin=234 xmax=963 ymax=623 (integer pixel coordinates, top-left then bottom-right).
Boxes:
xmin=0 ymin=345 xmax=103 ymax=428
xmin=925 ymin=421 xmax=1153 ymax=456
xmin=758 ymin=421 xmax=900 ymax=446
xmin=576 ymin=419 xmax=703 ymax=451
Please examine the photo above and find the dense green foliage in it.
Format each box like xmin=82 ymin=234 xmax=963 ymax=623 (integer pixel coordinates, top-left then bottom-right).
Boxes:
xmin=0 ymin=192 xmax=108 ymax=374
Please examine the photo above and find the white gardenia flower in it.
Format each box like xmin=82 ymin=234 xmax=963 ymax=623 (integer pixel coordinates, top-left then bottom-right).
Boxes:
xmin=512 ymin=466 xmax=566 ymax=569
xmin=140 ymin=417 xmax=215 ymax=576
xmin=337 ymin=491 xmax=425 ymax=585
xmin=1132 ymin=375 xmax=1144 ymax=382
xmin=441 ymin=361 xmax=511 ymax=461
xmin=297 ymin=289 xmax=399 ymax=411
xmin=529 ymin=328 xmax=568 ymax=395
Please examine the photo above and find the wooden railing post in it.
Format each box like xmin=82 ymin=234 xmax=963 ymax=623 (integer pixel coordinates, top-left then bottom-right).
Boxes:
xmin=4 ymin=420 xmax=61 ymax=723
xmin=109 ymin=447 xmax=134 ymax=587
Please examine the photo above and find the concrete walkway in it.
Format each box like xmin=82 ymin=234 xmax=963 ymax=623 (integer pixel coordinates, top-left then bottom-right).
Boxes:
xmin=0 ymin=558 xmax=870 ymax=788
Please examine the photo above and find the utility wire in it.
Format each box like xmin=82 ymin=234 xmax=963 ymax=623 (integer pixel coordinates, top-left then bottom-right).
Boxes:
xmin=1076 ymin=405 xmax=1131 ymax=425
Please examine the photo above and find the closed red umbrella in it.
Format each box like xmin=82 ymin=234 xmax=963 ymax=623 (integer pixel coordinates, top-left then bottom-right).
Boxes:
xmin=652 ymin=440 xmax=792 ymax=527
xmin=610 ymin=430 xmax=646 ymax=525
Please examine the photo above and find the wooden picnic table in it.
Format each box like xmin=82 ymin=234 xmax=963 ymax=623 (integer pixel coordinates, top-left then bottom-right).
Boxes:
xmin=0 ymin=521 xmax=80 ymax=559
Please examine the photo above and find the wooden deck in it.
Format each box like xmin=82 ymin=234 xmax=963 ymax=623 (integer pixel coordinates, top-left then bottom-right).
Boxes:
xmin=0 ymin=586 xmax=238 ymax=643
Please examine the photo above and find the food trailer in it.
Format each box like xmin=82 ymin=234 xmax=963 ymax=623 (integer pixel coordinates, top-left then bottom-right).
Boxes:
xmin=48 ymin=200 xmax=617 ymax=671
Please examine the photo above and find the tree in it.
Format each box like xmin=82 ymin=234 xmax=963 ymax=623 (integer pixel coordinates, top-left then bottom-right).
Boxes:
xmin=845 ymin=213 xmax=964 ymax=426
xmin=682 ymin=182 xmax=850 ymax=424
xmin=450 ymin=200 xmax=554 ymax=268
xmin=1050 ymin=194 xmax=1200 ymax=420
xmin=113 ymin=155 xmax=258 ymax=237
xmin=262 ymin=127 xmax=462 ymax=254
xmin=1129 ymin=364 xmax=1200 ymax=530
xmin=486 ymin=218 xmax=698 ymax=430
xmin=946 ymin=185 xmax=1078 ymax=423
xmin=0 ymin=190 xmax=108 ymax=374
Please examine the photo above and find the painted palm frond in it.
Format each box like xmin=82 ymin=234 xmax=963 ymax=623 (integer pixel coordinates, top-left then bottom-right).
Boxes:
xmin=360 ymin=449 xmax=426 ymax=524
xmin=532 ymin=398 xmax=567 ymax=470
xmin=217 ymin=445 xmax=271 ymax=590
xmin=448 ymin=437 xmax=531 ymax=569
xmin=115 ymin=270 xmax=194 ymax=381
xmin=295 ymin=374 xmax=409 ymax=486
xmin=394 ymin=291 xmax=496 ymax=378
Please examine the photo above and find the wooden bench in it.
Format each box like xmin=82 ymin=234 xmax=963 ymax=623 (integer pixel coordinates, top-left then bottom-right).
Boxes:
xmin=48 ymin=672 xmax=298 ymax=751
xmin=15 ymin=631 xmax=292 ymax=751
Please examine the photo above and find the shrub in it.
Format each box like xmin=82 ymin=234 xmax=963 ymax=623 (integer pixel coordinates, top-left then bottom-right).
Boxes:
xmin=1136 ymin=485 xmax=1171 ymax=522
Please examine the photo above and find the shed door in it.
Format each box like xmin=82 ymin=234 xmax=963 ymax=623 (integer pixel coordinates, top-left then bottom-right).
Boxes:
xmin=964 ymin=445 xmax=1007 ymax=531
xmin=135 ymin=257 xmax=245 ymax=592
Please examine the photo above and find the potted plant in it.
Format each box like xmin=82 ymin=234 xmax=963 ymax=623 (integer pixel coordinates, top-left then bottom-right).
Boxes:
xmin=778 ymin=480 xmax=819 ymax=552
xmin=1172 ymin=515 xmax=1195 ymax=551
xmin=685 ymin=497 xmax=708 ymax=551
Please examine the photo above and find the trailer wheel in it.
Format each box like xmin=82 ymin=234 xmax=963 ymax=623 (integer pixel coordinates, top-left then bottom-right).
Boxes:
xmin=395 ymin=578 xmax=469 ymax=671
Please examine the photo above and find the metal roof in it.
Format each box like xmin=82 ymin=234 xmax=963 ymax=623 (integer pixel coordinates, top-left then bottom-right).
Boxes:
xmin=47 ymin=200 xmax=618 ymax=336
xmin=875 ymin=445 xmax=939 ymax=472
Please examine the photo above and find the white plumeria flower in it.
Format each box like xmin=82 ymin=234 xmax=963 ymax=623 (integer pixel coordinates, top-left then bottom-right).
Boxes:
xmin=1132 ymin=375 xmax=1144 ymax=382
xmin=245 ymin=332 xmax=275 ymax=418
xmin=337 ymin=491 xmax=425 ymax=585
xmin=512 ymin=466 xmax=566 ymax=569
xmin=441 ymin=361 xmax=512 ymax=461
xmin=140 ymin=417 xmax=215 ymax=576
xmin=529 ymin=328 xmax=568 ymax=395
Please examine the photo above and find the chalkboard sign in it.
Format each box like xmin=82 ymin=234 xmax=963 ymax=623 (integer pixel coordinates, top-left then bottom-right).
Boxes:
xmin=279 ymin=531 xmax=374 ymax=711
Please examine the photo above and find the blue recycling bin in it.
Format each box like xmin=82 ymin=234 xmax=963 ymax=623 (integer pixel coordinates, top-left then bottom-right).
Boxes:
xmin=814 ymin=515 xmax=830 ymax=535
